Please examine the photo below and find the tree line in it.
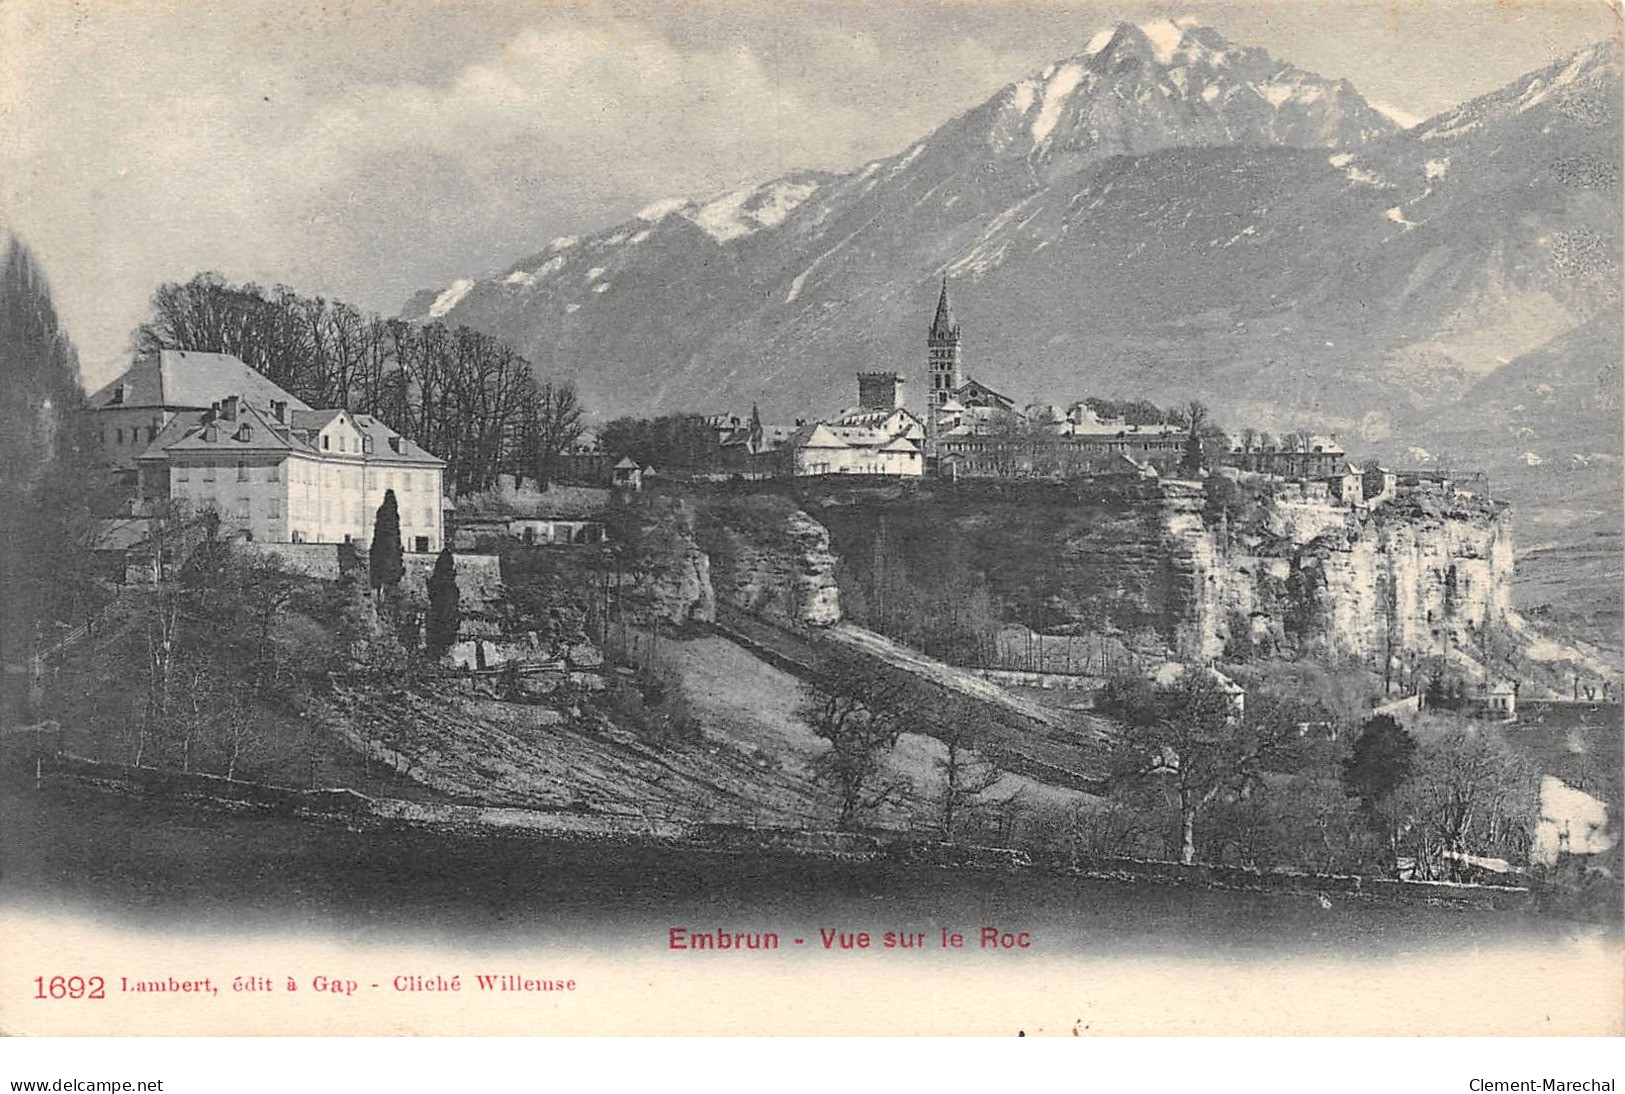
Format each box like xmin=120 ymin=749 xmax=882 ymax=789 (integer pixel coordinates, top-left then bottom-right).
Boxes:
xmin=801 ymin=648 xmax=1538 ymax=887
xmin=137 ymin=273 xmax=584 ymax=493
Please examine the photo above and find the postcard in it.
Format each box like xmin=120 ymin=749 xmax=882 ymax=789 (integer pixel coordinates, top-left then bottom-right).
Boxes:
xmin=1 ymin=0 xmax=1620 ymax=1040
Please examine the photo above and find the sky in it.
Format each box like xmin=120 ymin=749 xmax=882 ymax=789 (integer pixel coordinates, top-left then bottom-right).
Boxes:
xmin=1 ymin=0 xmax=1618 ymax=387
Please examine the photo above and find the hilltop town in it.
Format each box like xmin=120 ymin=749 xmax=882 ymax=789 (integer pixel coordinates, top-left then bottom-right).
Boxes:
xmin=559 ymin=277 xmax=1466 ymax=504
xmin=0 ymin=257 xmax=1608 ymax=921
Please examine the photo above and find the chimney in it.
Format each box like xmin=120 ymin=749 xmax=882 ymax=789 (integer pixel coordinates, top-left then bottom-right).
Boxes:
xmin=221 ymin=395 xmax=239 ymax=421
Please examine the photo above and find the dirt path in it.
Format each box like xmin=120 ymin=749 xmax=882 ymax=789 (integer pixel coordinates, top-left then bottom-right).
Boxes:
xmin=825 ymin=622 xmax=1112 ymax=743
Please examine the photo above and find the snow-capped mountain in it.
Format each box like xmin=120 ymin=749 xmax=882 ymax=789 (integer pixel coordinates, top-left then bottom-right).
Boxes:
xmin=402 ymin=24 xmax=1620 ymax=499
xmin=976 ymin=18 xmax=1396 ymax=176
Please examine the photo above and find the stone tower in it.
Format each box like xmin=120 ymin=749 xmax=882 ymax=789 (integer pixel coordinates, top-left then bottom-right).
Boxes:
xmin=927 ymin=275 xmax=962 ymax=409
xmin=857 ymin=371 xmax=906 ymax=411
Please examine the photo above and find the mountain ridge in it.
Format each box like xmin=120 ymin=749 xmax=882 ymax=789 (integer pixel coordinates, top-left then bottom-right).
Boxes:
xmin=400 ymin=28 xmax=1620 ymax=482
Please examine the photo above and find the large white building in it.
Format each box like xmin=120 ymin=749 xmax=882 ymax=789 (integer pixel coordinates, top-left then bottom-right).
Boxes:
xmin=87 ymin=350 xmax=446 ymax=552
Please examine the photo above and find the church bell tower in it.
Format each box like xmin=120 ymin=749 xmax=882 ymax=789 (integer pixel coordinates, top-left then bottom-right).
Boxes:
xmin=927 ymin=275 xmax=963 ymax=409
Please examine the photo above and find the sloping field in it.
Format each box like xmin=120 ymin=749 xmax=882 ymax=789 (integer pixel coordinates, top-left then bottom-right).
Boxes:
xmin=318 ymin=685 xmax=830 ymax=826
xmin=660 ymin=633 xmax=1091 ymax=829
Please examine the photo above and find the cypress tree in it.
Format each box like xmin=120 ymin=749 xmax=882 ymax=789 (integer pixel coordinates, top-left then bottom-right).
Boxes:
xmin=425 ymin=547 xmax=460 ymax=654
xmin=0 ymin=234 xmax=90 ymax=680
xmin=0 ymin=235 xmax=83 ymax=479
xmin=369 ymin=489 xmax=404 ymax=592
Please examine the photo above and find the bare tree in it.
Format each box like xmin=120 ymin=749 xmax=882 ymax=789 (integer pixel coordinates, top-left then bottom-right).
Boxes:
xmin=1108 ymin=669 xmax=1304 ymax=865
xmin=801 ymin=649 xmax=917 ymax=829
xmin=520 ymin=379 xmax=585 ymax=487
xmin=1396 ymin=728 xmax=1536 ymax=879
xmin=219 ymin=689 xmax=260 ymax=781
xmin=929 ymin=698 xmax=1006 ymax=840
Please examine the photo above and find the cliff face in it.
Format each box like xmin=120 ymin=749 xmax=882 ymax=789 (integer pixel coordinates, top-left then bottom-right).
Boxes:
xmin=784 ymin=477 xmax=1514 ymax=672
xmin=695 ymin=496 xmax=842 ymax=628
xmin=619 ymin=500 xmax=717 ymax=626
xmin=1175 ymin=479 xmax=1516 ymax=667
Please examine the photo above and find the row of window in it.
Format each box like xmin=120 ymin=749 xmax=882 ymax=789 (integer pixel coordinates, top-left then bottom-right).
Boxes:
xmin=319 ymin=430 xmax=376 ymax=454
xmin=198 ymin=488 xmax=435 ymax=530
xmin=289 ymin=531 xmax=434 ymax=551
xmin=173 ymin=460 xmax=431 ymax=493
xmin=175 ymin=461 xmax=282 ymax=483
xmin=209 ymin=494 xmax=437 ymax=527
xmin=105 ymin=425 xmax=159 ymax=446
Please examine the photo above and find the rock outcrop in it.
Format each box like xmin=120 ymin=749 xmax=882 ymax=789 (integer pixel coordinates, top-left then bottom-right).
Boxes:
xmin=1169 ymin=479 xmax=1515 ymax=669
xmin=698 ymin=496 xmax=842 ymax=627
xmin=619 ymin=500 xmax=717 ymax=625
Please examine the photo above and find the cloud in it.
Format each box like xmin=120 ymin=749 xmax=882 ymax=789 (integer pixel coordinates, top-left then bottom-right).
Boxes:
xmin=1 ymin=0 xmax=1613 ymax=387
xmin=0 ymin=10 xmax=905 ymax=384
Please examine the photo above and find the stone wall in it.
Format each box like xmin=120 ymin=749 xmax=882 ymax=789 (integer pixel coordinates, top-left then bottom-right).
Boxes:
xmin=401 ymin=552 xmax=505 ymax=612
xmin=252 ymin=541 xmax=342 ymax=579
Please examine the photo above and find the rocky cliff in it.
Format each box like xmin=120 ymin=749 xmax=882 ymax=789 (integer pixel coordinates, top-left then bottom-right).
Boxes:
xmin=693 ymin=494 xmax=842 ymax=628
xmin=1170 ymin=477 xmax=1516 ymax=671
xmin=617 ymin=499 xmax=717 ymax=626
xmin=782 ymin=476 xmax=1517 ymax=675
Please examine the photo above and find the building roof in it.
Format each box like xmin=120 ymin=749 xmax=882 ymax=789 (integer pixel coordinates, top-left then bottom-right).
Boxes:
xmin=953 ymin=378 xmax=1014 ymax=410
xmin=1153 ymin=662 xmax=1244 ymax=695
xmin=350 ymin=414 xmax=442 ymax=465
xmin=289 ymin=408 xmax=345 ymax=431
xmin=156 ymin=403 xmax=302 ymax=457
xmin=831 ymin=406 xmax=922 ymax=430
xmin=89 ymin=518 xmax=154 ymax=552
xmin=88 ymin=350 xmax=311 ymax=414
xmin=929 ymin=276 xmax=960 ymax=341
xmin=137 ymin=400 xmax=442 ymax=466
xmin=135 ymin=410 xmax=207 ymax=461
xmin=880 ymin=436 xmax=921 ymax=454
xmin=613 ymin=456 xmax=641 ymax=469
xmin=795 ymin=424 xmax=850 ymax=450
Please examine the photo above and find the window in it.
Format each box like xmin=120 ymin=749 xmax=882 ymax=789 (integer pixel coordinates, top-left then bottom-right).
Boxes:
xmin=338 ymin=435 xmax=347 ymax=453
xmin=234 ymin=498 xmax=250 ymax=519
xmin=268 ymin=462 xmax=281 ymax=482
xmin=237 ymin=461 xmax=249 ymax=481
xmin=148 ymin=425 xmax=158 ymax=442
xmin=202 ymin=465 xmax=216 ymax=482
xmin=116 ymin=428 xmax=124 ymax=444
xmin=176 ymin=465 xmax=190 ymax=482
xmin=414 ymin=536 xmax=429 ymax=552
xmin=267 ymin=498 xmax=282 ymax=519
xmin=322 ymin=435 xmax=330 ymax=451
